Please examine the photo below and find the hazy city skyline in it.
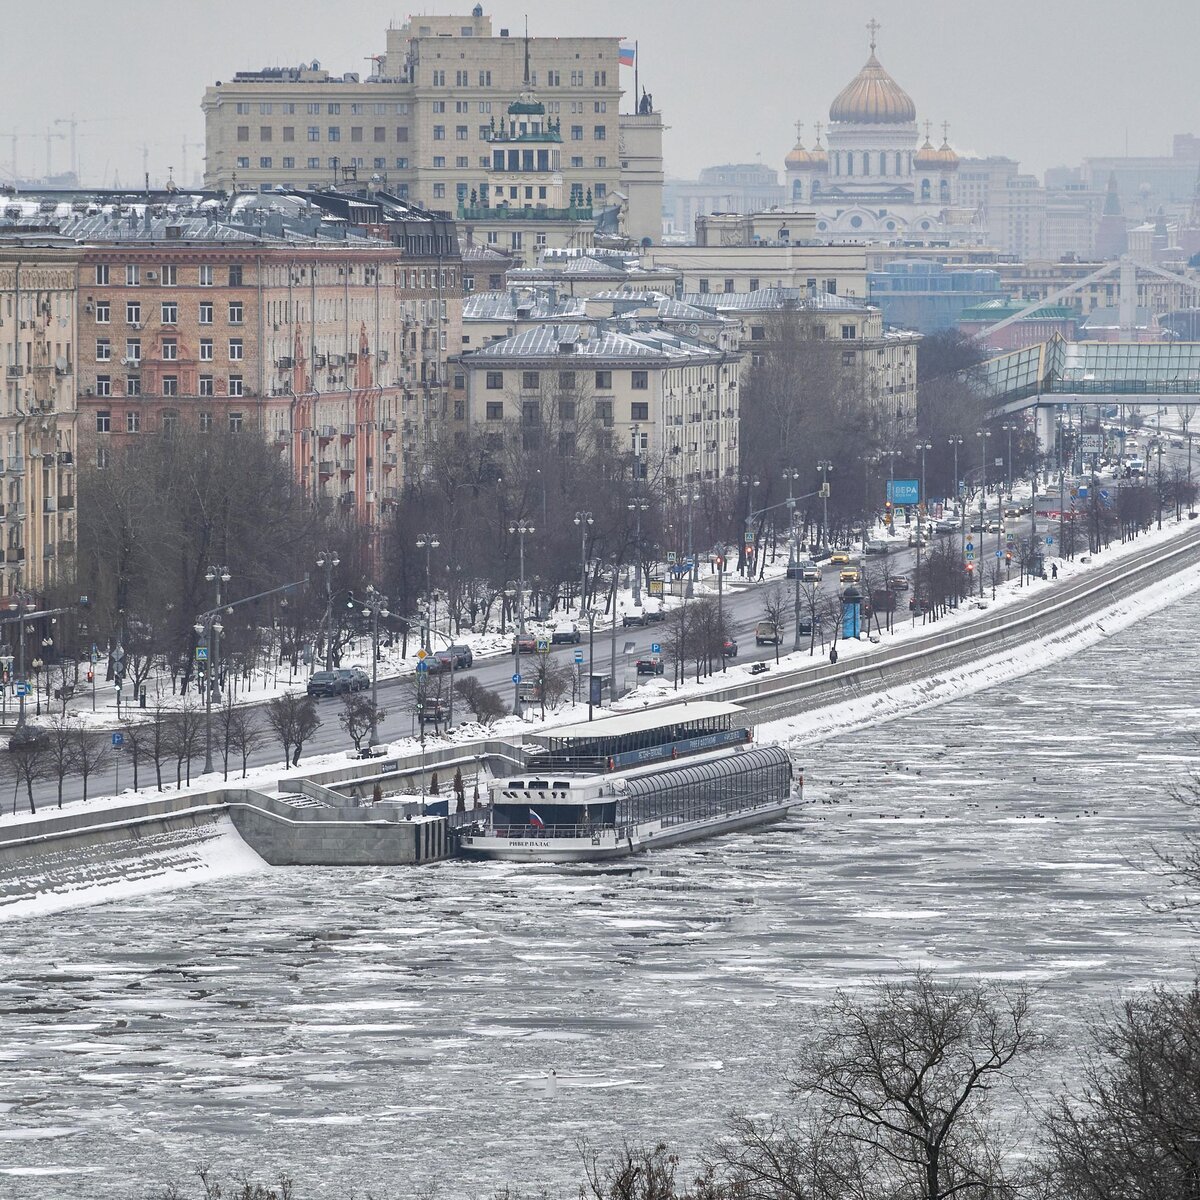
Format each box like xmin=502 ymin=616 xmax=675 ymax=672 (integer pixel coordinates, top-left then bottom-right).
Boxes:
xmin=6 ymin=0 xmax=1199 ymax=190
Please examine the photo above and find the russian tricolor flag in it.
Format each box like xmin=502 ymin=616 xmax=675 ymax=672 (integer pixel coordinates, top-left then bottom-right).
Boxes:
xmin=619 ymin=43 xmax=636 ymax=67
xmin=529 ymin=808 xmax=546 ymax=829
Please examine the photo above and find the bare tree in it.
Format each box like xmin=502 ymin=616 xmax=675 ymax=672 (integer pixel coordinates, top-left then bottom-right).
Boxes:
xmin=6 ymin=741 xmax=47 ymax=814
xmin=761 ymin=584 xmax=789 ymax=663
xmin=72 ymin=728 xmax=113 ymax=803
xmin=119 ymin=716 xmax=154 ymax=793
xmin=45 ymin=716 xmax=78 ymax=808
xmin=790 ymin=971 xmax=1037 ymax=1200
xmin=265 ymin=693 xmax=321 ymax=767
xmin=1043 ymin=985 xmax=1200 ymax=1199
xmin=164 ymin=702 xmax=204 ymax=787
xmin=339 ymin=692 xmax=386 ymax=755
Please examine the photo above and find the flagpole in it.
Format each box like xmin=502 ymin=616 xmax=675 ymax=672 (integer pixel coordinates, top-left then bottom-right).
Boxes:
xmin=634 ymin=40 xmax=638 ymax=113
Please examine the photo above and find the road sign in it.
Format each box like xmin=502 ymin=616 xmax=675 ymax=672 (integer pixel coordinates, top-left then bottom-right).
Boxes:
xmin=965 ymin=551 xmax=975 ymax=562
xmin=651 ymin=642 xmax=661 ymax=654
xmin=195 ymin=645 xmax=209 ymax=661
xmin=1006 ymin=531 xmax=1016 ymax=542
xmin=15 ymin=683 xmax=30 ymax=697
xmin=666 ymin=551 xmax=677 ymax=564
xmin=416 ymin=648 xmax=427 ymax=660
xmin=648 ymin=579 xmax=664 ymax=596
xmin=887 ymin=479 xmax=920 ymax=505
xmin=574 ymin=650 xmax=584 ymax=664
xmin=416 ymin=660 xmax=429 ymax=673
xmin=111 ymin=732 xmax=124 ymax=749
xmin=1045 ymin=535 xmax=1054 ymax=545
xmin=535 ymin=638 xmax=549 ymax=653
xmin=995 ymin=550 xmax=1003 ymax=558
xmin=965 ymin=541 xmax=974 ymax=552
xmin=511 ymin=673 xmax=521 ymax=684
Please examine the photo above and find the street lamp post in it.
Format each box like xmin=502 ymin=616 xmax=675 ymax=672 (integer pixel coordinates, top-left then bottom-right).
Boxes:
xmin=351 ymin=586 xmax=390 ymax=746
xmin=585 ymin=607 xmax=598 ymax=720
xmin=627 ymin=497 xmax=650 ymax=606
xmin=1001 ymin=421 xmax=1017 ymax=499
xmin=315 ymin=549 xmax=340 ymax=669
xmin=414 ymin=533 xmax=440 ymax=651
xmin=200 ymin=564 xmax=230 ymax=775
xmin=739 ymin=475 xmax=760 ymax=576
xmin=509 ymin=519 xmax=534 ymax=715
xmin=880 ymin=450 xmax=899 ymax=532
xmin=915 ymin=441 xmax=932 ymax=619
xmin=31 ymin=657 xmax=43 ymax=716
xmin=976 ymin=430 xmax=992 ymax=597
xmin=816 ymin=460 xmax=833 ymax=549
xmin=685 ymin=488 xmax=701 ymax=597
xmin=573 ymin=510 xmax=593 ymax=614
xmin=948 ymin=435 xmax=965 ymax=558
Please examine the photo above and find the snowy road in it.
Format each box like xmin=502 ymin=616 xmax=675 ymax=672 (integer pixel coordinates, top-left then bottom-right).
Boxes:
xmin=1 ymin=579 xmax=1198 ymax=1197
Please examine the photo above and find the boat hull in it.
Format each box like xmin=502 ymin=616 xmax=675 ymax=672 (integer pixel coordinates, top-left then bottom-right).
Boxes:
xmin=456 ymin=796 xmax=795 ymax=863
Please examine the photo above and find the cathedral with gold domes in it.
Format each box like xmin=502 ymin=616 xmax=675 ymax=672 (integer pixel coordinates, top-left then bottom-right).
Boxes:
xmin=785 ymin=22 xmax=984 ymax=245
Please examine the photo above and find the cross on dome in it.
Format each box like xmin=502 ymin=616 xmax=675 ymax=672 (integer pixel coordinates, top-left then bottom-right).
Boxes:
xmin=866 ymin=17 xmax=880 ymax=53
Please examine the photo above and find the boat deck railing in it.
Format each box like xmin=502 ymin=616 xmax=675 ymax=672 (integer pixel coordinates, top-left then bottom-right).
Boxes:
xmin=473 ymin=822 xmax=626 ymax=841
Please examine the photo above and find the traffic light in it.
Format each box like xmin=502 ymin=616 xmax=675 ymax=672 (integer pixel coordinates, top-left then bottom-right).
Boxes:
xmin=884 ymin=499 xmax=893 ymax=526
xmin=1005 ymin=550 xmax=1013 ymax=563
xmin=965 ymin=562 xmax=975 ymax=574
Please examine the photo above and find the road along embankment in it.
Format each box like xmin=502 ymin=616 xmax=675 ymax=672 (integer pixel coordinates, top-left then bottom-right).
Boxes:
xmin=2 ymin=524 xmax=1197 ymax=918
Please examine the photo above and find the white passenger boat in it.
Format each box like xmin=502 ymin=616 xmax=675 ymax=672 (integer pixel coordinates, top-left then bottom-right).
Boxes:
xmin=456 ymin=701 xmax=799 ymax=863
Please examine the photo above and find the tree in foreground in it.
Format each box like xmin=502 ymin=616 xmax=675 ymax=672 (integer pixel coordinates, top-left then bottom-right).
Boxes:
xmin=338 ymin=692 xmax=385 ymax=756
xmin=1043 ymin=984 xmax=1200 ymax=1199
xmin=265 ymin=694 xmax=322 ymax=768
xmin=787 ymin=971 xmax=1036 ymax=1200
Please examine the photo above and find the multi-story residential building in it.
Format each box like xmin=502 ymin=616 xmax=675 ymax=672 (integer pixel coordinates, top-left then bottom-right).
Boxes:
xmin=66 ymin=204 xmax=462 ymax=533
xmin=680 ymin=287 xmax=921 ymax=431
xmin=201 ymin=9 xmax=664 ymax=246
xmin=459 ymin=322 xmax=740 ymax=484
xmin=507 ymin=247 xmax=682 ymax=298
xmin=0 ymin=233 xmax=83 ymax=596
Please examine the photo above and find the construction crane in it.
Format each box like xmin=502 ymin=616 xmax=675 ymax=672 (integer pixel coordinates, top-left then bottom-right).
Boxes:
xmin=181 ymin=139 xmax=204 ymax=190
xmin=54 ymin=115 xmax=121 ymax=183
xmin=42 ymin=127 xmax=65 ymax=179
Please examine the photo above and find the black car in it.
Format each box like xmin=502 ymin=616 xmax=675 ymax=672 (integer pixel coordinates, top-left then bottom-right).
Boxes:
xmin=8 ymin=724 xmax=48 ymax=751
xmin=433 ymin=644 xmax=473 ymax=671
xmin=306 ymin=668 xmax=369 ymax=697
xmin=622 ymin=612 xmax=648 ymax=627
xmin=551 ymin=625 xmax=582 ymax=644
xmin=723 ymin=638 xmax=738 ymax=658
xmin=636 ymin=656 xmax=665 ymax=676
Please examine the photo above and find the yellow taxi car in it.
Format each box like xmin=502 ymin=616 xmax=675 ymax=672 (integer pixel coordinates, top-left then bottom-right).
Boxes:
xmin=839 ymin=566 xmax=860 ymax=584
xmin=829 ymin=551 xmax=852 ymax=566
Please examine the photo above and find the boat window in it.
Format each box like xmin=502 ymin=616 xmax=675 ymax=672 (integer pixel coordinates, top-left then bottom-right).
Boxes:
xmin=553 ymin=781 xmax=571 ymax=789
xmin=528 ymin=780 xmax=549 ymax=789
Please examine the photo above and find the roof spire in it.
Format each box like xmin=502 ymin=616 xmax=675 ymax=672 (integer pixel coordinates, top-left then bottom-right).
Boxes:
xmin=866 ymin=17 xmax=880 ymax=54
xmin=523 ymin=14 xmax=530 ymax=86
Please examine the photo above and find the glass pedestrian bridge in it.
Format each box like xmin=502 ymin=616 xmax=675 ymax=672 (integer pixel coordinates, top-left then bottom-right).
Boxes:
xmin=979 ymin=334 xmax=1200 ymax=409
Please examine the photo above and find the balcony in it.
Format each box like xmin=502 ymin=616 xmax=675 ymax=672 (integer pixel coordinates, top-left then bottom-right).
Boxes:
xmin=383 ymin=451 xmax=398 ymax=467
xmin=457 ymin=204 xmax=593 ymax=222
xmin=58 ymin=495 xmax=74 ymax=511
xmin=6 ymin=366 xmax=24 ymax=380
xmin=42 ymin=542 xmax=55 ymax=559
xmin=381 ymin=418 xmax=398 ymax=433
xmin=43 ymin=498 xmax=56 ymax=514
xmin=341 ymin=424 xmax=356 ymax=437
xmin=58 ymin=451 xmax=74 ymax=467
xmin=318 ymin=459 xmax=335 ymax=475
xmin=319 ymin=424 xmax=337 ymax=439
xmin=8 ymin=460 xmax=24 ymax=476
xmin=5 ymin=548 xmax=24 ymax=563
xmin=10 ymin=502 xmax=25 ymax=519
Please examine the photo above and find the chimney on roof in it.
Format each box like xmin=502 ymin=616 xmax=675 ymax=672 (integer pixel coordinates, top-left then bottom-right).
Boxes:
xmin=165 ymin=224 xmax=183 ymax=240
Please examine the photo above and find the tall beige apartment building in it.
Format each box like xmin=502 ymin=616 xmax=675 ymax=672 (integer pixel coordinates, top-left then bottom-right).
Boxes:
xmin=0 ymin=235 xmax=83 ymax=597
xmin=202 ymin=8 xmax=664 ymax=246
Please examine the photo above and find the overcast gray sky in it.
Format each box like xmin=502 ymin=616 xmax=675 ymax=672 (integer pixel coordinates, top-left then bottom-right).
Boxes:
xmin=5 ymin=0 xmax=1199 ymax=189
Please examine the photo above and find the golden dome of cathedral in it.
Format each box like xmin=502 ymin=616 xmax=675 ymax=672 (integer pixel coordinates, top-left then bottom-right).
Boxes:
xmin=829 ymin=51 xmax=916 ymax=125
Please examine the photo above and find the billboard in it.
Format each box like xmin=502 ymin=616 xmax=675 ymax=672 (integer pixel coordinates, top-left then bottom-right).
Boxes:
xmin=887 ymin=479 xmax=920 ymax=505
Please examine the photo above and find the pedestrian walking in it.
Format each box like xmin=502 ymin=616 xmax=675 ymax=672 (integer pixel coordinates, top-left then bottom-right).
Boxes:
xmin=829 ymin=645 xmax=839 ymax=665
xmin=1051 ymin=562 xmax=1058 ymax=580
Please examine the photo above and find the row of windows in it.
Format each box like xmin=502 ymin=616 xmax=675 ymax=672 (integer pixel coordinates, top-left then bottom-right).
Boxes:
xmin=95 ymin=409 xmax=247 ymax=436
xmin=429 ymin=69 xmax=608 ymax=87
xmin=696 ymin=277 xmax=839 ymax=295
xmin=94 ymin=264 xmax=243 ymax=287
xmin=96 ymin=338 xmax=243 ymax=362
xmin=93 ymin=301 xmax=243 ymax=325
xmin=485 ymin=369 xmax=649 ymax=392
xmin=235 ymin=101 xmax=411 ymax=116
xmin=483 ymin=398 xmax=650 ymax=425
xmin=93 ymin=374 xmax=244 ymax=398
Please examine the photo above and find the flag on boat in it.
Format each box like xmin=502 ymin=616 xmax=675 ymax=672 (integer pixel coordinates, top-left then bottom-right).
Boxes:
xmin=529 ymin=808 xmax=546 ymax=829
xmin=618 ymin=43 xmax=636 ymax=67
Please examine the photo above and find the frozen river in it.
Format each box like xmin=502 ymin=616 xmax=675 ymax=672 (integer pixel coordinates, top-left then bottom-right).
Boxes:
xmin=2 ymin=586 xmax=1199 ymax=1198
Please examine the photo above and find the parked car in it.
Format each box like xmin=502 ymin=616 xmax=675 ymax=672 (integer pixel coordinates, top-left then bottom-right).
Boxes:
xmin=636 ymin=656 xmax=665 ymax=676
xmin=551 ymin=623 xmax=581 ymax=644
xmin=433 ymin=644 xmax=473 ymax=671
xmin=643 ymin=609 xmax=667 ymax=625
xmin=798 ymin=615 xmax=821 ymax=637
xmin=801 ymin=562 xmax=822 ymax=582
xmin=723 ymin=638 xmax=738 ymax=658
xmin=622 ymin=612 xmax=648 ymax=627
xmin=307 ymin=669 xmax=361 ymax=697
xmin=343 ymin=668 xmax=370 ymax=692
xmin=934 ymin=519 xmax=958 ymax=534
xmin=8 ymin=724 xmax=47 ymax=751
xmin=511 ymin=633 xmax=537 ymax=655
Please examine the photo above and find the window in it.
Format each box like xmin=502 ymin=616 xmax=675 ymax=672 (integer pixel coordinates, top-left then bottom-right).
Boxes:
xmin=236 ymin=157 xmax=250 ymax=169
xmin=228 ymin=411 xmax=244 ymax=431
xmin=282 ymin=127 xmax=295 ymax=142
xmin=631 ymin=370 xmax=649 ymax=390
xmin=595 ymin=156 xmax=606 ymax=168
xmin=235 ymin=102 xmax=250 ymax=115
xmin=199 ymin=411 xmax=213 ymax=432
xmin=126 ymin=301 xmax=141 ymax=324
xmin=94 ymin=264 xmax=110 ymax=285
xmin=126 ymin=264 xmax=140 ymax=286
xmin=237 ymin=126 xmax=250 ymax=142
xmin=631 ymin=401 xmax=649 ymax=421
xmin=95 ymin=445 xmax=110 ymax=469
xmin=455 ymin=156 xmax=468 ymax=168
xmin=126 ymin=411 xmax=140 ymax=434
xmin=723 ymin=278 xmax=734 ymax=293
xmin=125 ymin=376 xmax=140 ymax=397
xmin=199 ymin=338 xmax=213 ymax=361
xmin=396 ymin=126 xmax=409 ymax=142
xmin=571 ymin=155 xmax=583 ymax=168
xmin=308 ymin=127 xmax=320 ymax=142
xmin=308 ymin=157 xmax=321 ymax=169
xmin=558 ymin=371 xmax=576 ymax=390
xmin=125 ymin=339 xmax=140 ymax=363
xmin=374 ymin=157 xmax=387 ymax=169
xmin=478 ymin=70 xmax=492 ymax=86
xmin=842 ymin=351 xmax=856 ymax=366
xmin=229 ymin=265 xmax=243 ymax=287
xmin=594 ymin=370 xmax=612 ymax=389
xmin=327 ymin=127 xmax=340 ymax=142
xmin=259 ymin=102 xmax=273 ymax=114
xmin=307 ymin=103 xmax=321 ymax=115
xmin=162 ymin=410 xmax=178 ymax=434
xmin=374 ymin=126 xmax=386 ymax=142
xmin=699 ymin=279 xmax=709 ymax=294
xmin=228 ymin=376 xmax=244 ymax=397
xmin=199 ymin=265 xmax=214 ymax=287
xmin=350 ymin=103 xmax=363 ymax=115
xmin=595 ymin=400 xmax=613 ymax=426
xmin=96 ymin=338 xmax=111 ymax=361
xmin=283 ymin=103 xmax=295 ymax=115
xmin=750 ymin=325 xmax=765 ymax=341
xmin=521 ymin=371 xmax=540 ymax=391
xmin=456 ymin=125 xmax=468 ymax=140
xmin=594 ymin=125 xmax=606 ymax=140
xmin=595 ymin=183 xmax=606 ymax=198
xmin=350 ymin=127 xmax=363 ymax=142
xmin=433 ymin=125 xmax=445 ymax=140
xmin=94 ymin=301 xmax=110 ymax=323
xmin=395 ymin=156 xmax=408 ymax=169
xmin=594 ymin=70 xmax=607 ymax=86
xmin=486 ymin=401 xmax=503 ymax=421
xmin=161 ymin=302 xmax=178 ymax=324
xmin=259 ymin=127 xmax=272 ymax=143
xmin=749 ymin=278 xmax=759 ymax=291
xmin=327 ymin=103 xmax=340 ymax=114
xmin=228 ymin=302 xmax=244 ymax=324
xmin=485 ymin=371 xmax=503 ymax=390
xmin=558 ymin=398 xmax=576 ymax=421
xmin=433 ymin=182 xmax=446 ymax=198
xmin=162 ymin=375 xmax=178 ymax=397
xmin=594 ymin=101 xmax=607 ymax=113
xmin=96 ymin=374 xmax=111 ymax=397
xmin=162 ymin=338 xmax=178 ymax=361
xmin=841 ymin=324 xmax=856 ymax=340
xmin=259 ymin=156 xmax=272 ymax=169
xmin=432 ymin=70 xmax=445 ymax=86
xmin=199 ymin=374 xmax=214 ymax=397
xmin=95 ymin=410 xmax=111 ymax=432
xmin=571 ymin=125 xmax=583 ymax=140
xmin=228 ymin=338 xmax=243 ymax=361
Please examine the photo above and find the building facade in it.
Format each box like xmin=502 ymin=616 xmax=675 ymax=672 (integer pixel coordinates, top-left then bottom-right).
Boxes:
xmin=663 ymin=163 xmax=786 ymax=239
xmin=202 ymin=9 xmax=664 ymax=246
xmin=645 ymin=242 xmax=868 ymax=299
xmin=867 ymin=260 xmax=1004 ymax=334
xmin=0 ymin=235 xmax=83 ymax=596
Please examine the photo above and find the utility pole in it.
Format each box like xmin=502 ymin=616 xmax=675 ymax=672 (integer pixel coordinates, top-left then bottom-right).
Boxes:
xmin=509 ymin=519 xmax=534 ymax=715
xmin=414 ymin=532 xmax=439 ymax=650
xmin=817 ymin=460 xmax=833 ymax=548
xmin=627 ymin=497 xmax=649 ymax=605
xmin=573 ymin=510 xmax=593 ymax=614
xmin=977 ymin=428 xmax=991 ymax=597
xmin=315 ymin=549 xmax=340 ymax=669
xmin=200 ymin=565 xmax=230 ymax=775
